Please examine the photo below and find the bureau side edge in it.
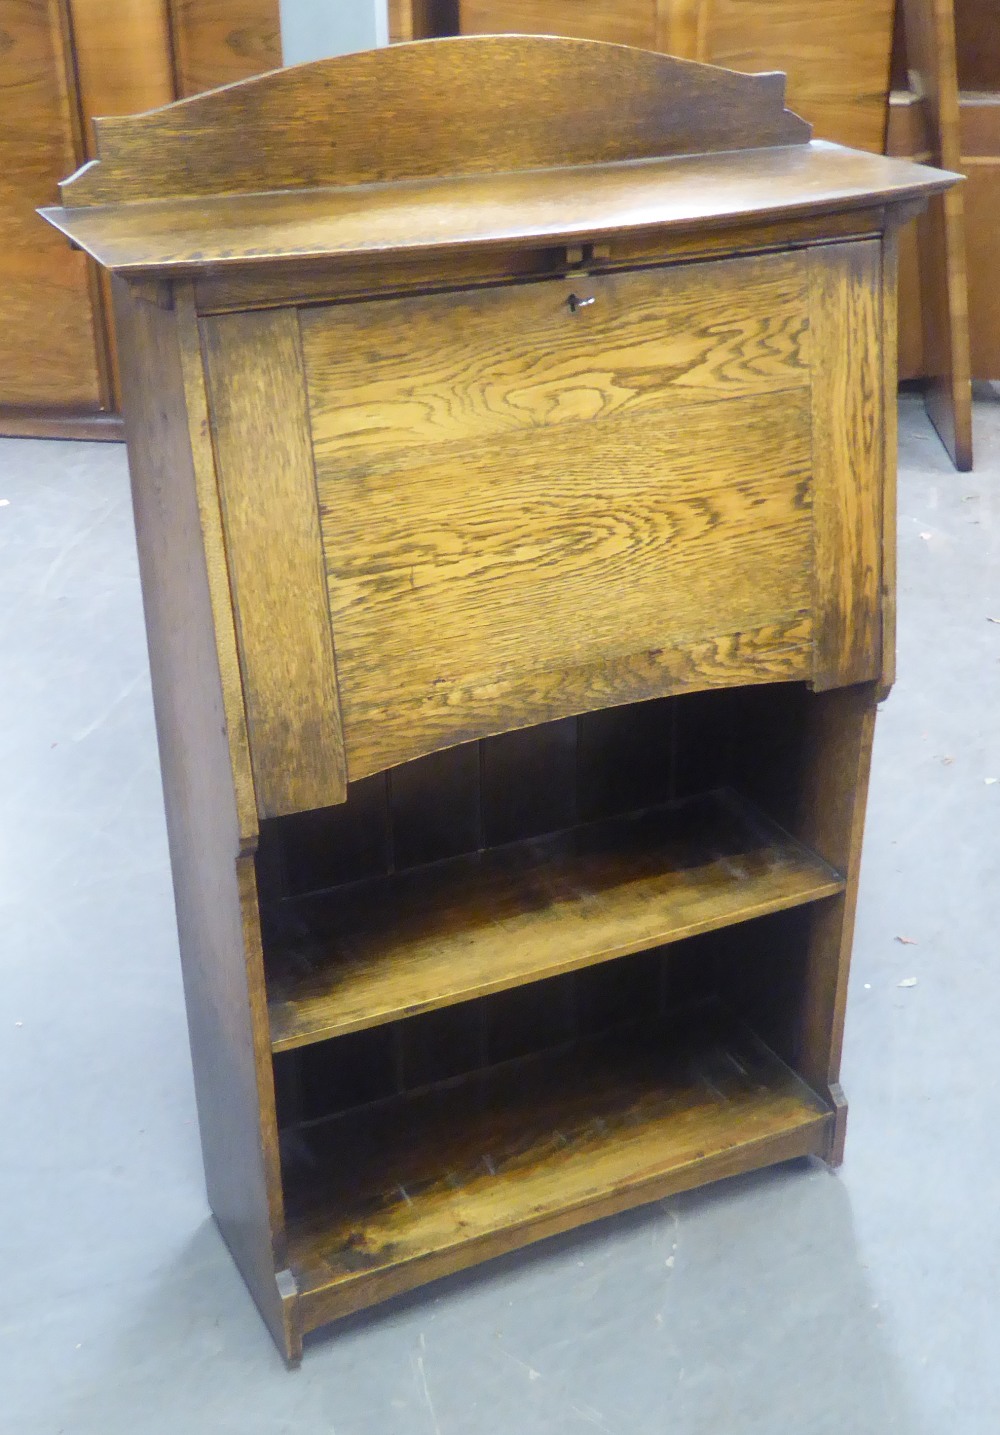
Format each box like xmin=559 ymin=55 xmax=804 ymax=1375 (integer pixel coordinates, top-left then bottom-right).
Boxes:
xmin=110 ymin=276 xmax=301 ymax=1364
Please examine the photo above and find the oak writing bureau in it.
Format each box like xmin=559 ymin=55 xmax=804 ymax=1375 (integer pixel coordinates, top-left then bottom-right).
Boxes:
xmin=42 ymin=37 xmax=955 ymax=1364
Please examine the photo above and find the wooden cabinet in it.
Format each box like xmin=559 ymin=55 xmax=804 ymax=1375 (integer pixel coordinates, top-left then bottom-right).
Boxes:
xmin=0 ymin=0 xmax=280 ymax=438
xmin=954 ymin=0 xmax=1000 ymax=381
xmin=0 ymin=0 xmax=107 ymax=426
xmin=395 ymin=0 xmax=896 ymax=152
xmin=42 ymin=36 xmax=951 ymax=1364
xmin=887 ymin=0 xmax=973 ymax=468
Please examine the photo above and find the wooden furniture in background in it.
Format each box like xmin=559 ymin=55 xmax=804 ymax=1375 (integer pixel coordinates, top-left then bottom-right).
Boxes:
xmin=43 ymin=36 xmax=951 ymax=1363
xmin=393 ymin=0 xmax=897 ymax=151
xmin=942 ymin=0 xmax=1000 ymax=386
xmin=0 ymin=0 xmax=280 ymax=439
xmin=890 ymin=0 xmax=972 ymax=469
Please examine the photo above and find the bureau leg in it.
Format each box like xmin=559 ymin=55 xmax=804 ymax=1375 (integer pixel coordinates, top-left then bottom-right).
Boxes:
xmin=824 ymin=1082 xmax=850 ymax=1167
xmin=790 ymin=687 xmax=877 ymax=1163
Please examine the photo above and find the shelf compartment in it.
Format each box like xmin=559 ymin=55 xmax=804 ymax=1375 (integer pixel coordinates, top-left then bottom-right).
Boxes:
xmin=266 ymin=788 xmax=845 ymax=1051
xmin=285 ymin=1009 xmax=832 ymax=1332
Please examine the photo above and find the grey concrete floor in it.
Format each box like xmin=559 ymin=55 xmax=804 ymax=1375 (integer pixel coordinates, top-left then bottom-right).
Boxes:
xmin=1 ymin=393 xmax=999 ymax=1433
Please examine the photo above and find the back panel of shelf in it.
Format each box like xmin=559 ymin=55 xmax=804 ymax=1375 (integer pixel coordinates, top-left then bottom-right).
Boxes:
xmin=259 ymin=681 xmax=852 ymax=1135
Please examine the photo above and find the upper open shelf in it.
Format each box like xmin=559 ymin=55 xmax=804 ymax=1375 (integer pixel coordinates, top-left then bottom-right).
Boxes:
xmin=265 ymin=787 xmax=845 ymax=1052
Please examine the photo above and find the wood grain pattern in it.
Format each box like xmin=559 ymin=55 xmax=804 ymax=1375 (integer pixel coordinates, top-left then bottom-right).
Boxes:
xmin=285 ymin=1011 xmax=831 ymax=1330
xmin=957 ymin=91 xmax=1000 ymax=377
xmin=201 ymin=307 xmax=347 ymax=819
xmin=460 ymin=0 xmax=657 ymax=46
xmin=302 ymin=253 xmax=811 ymax=456
xmin=312 ymin=389 xmax=814 ymax=776
xmin=885 ymin=89 xmax=929 ymax=382
xmin=60 ymin=37 xmax=810 ymax=208
xmin=110 ymin=276 xmax=296 ymax=1361
xmin=708 ymin=0 xmax=896 ymax=152
xmin=169 ymin=0 xmax=281 ymax=98
xmin=266 ymin=789 xmax=845 ymax=1051
xmin=171 ymin=283 xmax=258 ymax=839
xmin=301 ymin=252 xmax=820 ymax=779
xmin=46 ymin=143 xmax=953 ymax=276
xmin=455 ymin=0 xmax=893 ymax=150
xmin=809 ymin=241 xmax=883 ymax=690
xmin=188 ymin=207 xmax=896 ymax=318
xmin=68 ymin=0 xmax=177 ymax=411
xmin=70 ymin=0 xmax=174 ymax=150
xmin=656 ymin=0 xmax=711 ymax=61
xmin=0 ymin=0 xmax=102 ymax=409
xmin=963 ymin=145 xmax=1000 ymax=381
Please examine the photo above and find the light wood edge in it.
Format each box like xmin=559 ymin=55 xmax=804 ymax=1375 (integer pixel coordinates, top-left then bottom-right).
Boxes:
xmin=295 ymin=1112 xmax=832 ymax=1331
xmin=808 ymin=240 xmax=883 ymax=691
xmin=172 ymin=281 xmax=259 ymax=846
xmin=199 ymin=307 xmax=347 ymax=817
xmin=879 ymin=229 xmax=900 ymax=699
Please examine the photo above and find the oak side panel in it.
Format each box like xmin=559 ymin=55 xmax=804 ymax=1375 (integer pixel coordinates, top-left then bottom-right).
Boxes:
xmin=808 ymin=240 xmax=883 ymax=691
xmin=201 ymin=308 xmax=347 ymax=818
xmin=111 ymin=279 xmax=297 ymax=1360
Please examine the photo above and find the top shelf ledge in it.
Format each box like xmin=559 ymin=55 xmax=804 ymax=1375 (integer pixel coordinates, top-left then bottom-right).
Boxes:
xmin=55 ymin=36 xmax=812 ymax=210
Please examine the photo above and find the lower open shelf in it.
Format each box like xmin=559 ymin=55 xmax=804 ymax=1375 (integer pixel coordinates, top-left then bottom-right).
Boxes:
xmin=283 ymin=1007 xmax=833 ymax=1332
